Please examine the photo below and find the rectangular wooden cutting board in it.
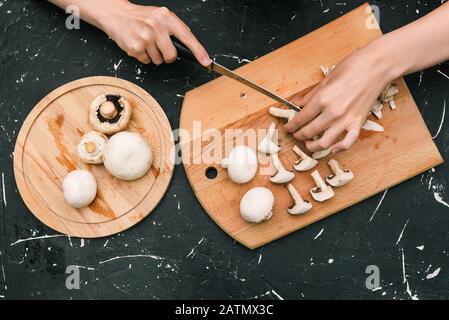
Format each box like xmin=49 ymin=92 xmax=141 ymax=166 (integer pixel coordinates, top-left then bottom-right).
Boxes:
xmin=180 ymin=3 xmax=443 ymax=249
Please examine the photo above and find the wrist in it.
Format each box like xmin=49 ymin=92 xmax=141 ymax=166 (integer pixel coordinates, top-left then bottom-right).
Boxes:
xmin=365 ymin=35 xmax=408 ymax=84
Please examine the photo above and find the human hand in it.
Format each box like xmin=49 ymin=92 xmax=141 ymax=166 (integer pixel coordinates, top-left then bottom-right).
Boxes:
xmin=98 ymin=0 xmax=210 ymax=66
xmin=284 ymin=40 xmax=398 ymax=153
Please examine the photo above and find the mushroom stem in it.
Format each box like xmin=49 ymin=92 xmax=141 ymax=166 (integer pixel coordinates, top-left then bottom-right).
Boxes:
xmin=100 ymin=101 xmax=118 ymax=119
xmin=85 ymin=141 xmax=97 ymax=153
xmin=269 ymin=107 xmax=297 ymax=121
xmin=328 ymin=159 xmax=344 ymax=176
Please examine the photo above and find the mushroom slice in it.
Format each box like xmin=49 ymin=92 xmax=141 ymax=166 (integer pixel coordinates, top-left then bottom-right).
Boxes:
xmin=380 ymin=84 xmax=399 ymax=102
xmin=387 ymin=98 xmax=397 ymax=110
xmin=89 ymin=93 xmax=132 ymax=134
xmin=258 ymin=122 xmax=281 ymax=154
xmin=221 ymin=145 xmax=258 ymax=184
xmin=269 ymin=107 xmax=297 ymax=121
xmin=326 ymin=159 xmax=354 ymax=187
xmin=293 ymin=145 xmax=318 ymax=172
xmin=370 ymin=100 xmax=383 ymax=119
xmin=321 ymin=65 xmax=336 ymax=77
xmin=310 ymin=170 xmax=334 ymax=202
xmin=77 ymin=131 xmax=108 ymax=164
xmin=287 ymin=184 xmax=312 ymax=215
xmin=240 ymin=187 xmax=274 ymax=223
xmin=270 ymin=153 xmax=295 ymax=184
xmin=311 ymin=136 xmax=332 ymax=160
xmin=362 ymin=120 xmax=384 ymax=132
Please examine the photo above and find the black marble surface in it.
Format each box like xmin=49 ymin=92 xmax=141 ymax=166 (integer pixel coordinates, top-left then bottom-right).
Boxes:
xmin=0 ymin=0 xmax=448 ymax=300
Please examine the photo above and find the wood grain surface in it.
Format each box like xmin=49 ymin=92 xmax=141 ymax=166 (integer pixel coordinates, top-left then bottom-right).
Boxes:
xmin=180 ymin=4 xmax=444 ymax=249
xmin=14 ymin=76 xmax=175 ymax=238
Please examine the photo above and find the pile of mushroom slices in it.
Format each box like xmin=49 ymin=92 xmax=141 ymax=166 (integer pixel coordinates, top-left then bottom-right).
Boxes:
xmin=62 ymin=93 xmax=153 ymax=209
xmin=321 ymin=65 xmax=400 ymax=133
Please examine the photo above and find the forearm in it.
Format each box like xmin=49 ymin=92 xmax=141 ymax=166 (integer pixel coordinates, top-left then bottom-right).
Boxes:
xmin=47 ymin=0 xmax=126 ymax=30
xmin=370 ymin=2 xmax=449 ymax=82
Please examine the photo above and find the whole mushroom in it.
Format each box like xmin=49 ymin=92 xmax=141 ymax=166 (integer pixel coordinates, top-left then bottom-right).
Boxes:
xmin=240 ymin=187 xmax=275 ymax=223
xmin=221 ymin=145 xmax=258 ymax=184
xmin=77 ymin=131 xmax=108 ymax=164
xmin=89 ymin=93 xmax=132 ymax=134
xmin=63 ymin=169 xmax=97 ymax=208
xmin=103 ymin=131 xmax=153 ymax=181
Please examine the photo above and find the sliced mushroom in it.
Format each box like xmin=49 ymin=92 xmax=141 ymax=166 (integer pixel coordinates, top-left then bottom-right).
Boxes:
xmin=380 ymin=84 xmax=399 ymax=102
xmin=293 ymin=145 xmax=317 ymax=172
xmin=89 ymin=93 xmax=132 ymax=134
xmin=240 ymin=187 xmax=274 ymax=223
xmin=258 ymin=122 xmax=281 ymax=154
xmin=321 ymin=65 xmax=336 ymax=77
xmin=311 ymin=136 xmax=332 ymax=160
xmin=77 ymin=131 xmax=108 ymax=164
xmin=269 ymin=107 xmax=297 ymax=121
xmin=370 ymin=100 xmax=383 ymax=119
xmin=310 ymin=170 xmax=334 ymax=202
xmin=287 ymin=184 xmax=312 ymax=215
xmin=270 ymin=153 xmax=295 ymax=184
xmin=363 ymin=120 xmax=384 ymax=132
xmin=326 ymin=159 xmax=354 ymax=187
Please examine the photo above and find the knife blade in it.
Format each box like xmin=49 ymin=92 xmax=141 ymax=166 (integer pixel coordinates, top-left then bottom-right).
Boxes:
xmin=171 ymin=37 xmax=301 ymax=112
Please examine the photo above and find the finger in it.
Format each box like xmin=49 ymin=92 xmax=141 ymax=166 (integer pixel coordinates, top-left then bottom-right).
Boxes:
xmin=156 ymin=34 xmax=178 ymax=63
xmin=292 ymin=113 xmax=334 ymax=141
xmin=169 ymin=16 xmax=211 ymax=66
xmin=284 ymin=96 xmax=322 ymax=133
xmin=134 ymin=51 xmax=151 ymax=64
xmin=331 ymin=125 xmax=360 ymax=153
xmin=146 ymin=44 xmax=164 ymax=65
xmin=304 ymin=123 xmax=346 ymax=152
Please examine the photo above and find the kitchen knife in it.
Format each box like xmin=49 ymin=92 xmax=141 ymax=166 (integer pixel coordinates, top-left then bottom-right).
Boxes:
xmin=171 ymin=38 xmax=301 ymax=112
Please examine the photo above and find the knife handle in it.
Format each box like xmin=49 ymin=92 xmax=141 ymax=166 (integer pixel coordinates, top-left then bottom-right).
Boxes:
xmin=171 ymin=37 xmax=210 ymax=68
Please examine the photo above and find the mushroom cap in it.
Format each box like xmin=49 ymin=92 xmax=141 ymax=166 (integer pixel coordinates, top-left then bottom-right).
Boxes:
xmin=288 ymin=200 xmax=312 ymax=215
xmin=270 ymin=170 xmax=295 ymax=184
xmin=326 ymin=170 xmax=354 ymax=187
xmin=77 ymin=131 xmax=108 ymax=164
xmin=103 ymin=132 xmax=153 ymax=181
xmin=294 ymin=157 xmax=318 ymax=172
xmin=63 ymin=169 xmax=97 ymax=208
xmin=89 ymin=93 xmax=132 ymax=134
xmin=222 ymin=145 xmax=258 ymax=184
xmin=312 ymin=148 xmax=331 ymax=160
xmin=240 ymin=187 xmax=274 ymax=223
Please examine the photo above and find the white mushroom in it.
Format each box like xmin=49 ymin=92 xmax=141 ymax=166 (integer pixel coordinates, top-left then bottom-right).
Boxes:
xmin=240 ymin=187 xmax=274 ymax=223
xmin=221 ymin=145 xmax=258 ymax=184
xmin=370 ymin=100 xmax=383 ymax=119
xmin=310 ymin=170 xmax=334 ymax=202
xmin=77 ymin=131 xmax=108 ymax=164
xmin=293 ymin=145 xmax=318 ymax=171
xmin=63 ymin=169 xmax=97 ymax=208
xmin=321 ymin=65 xmax=336 ymax=77
xmin=362 ymin=120 xmax=384 ymax=132
xmin=103 ymin=131 xmax=153 ymax=181
xmin=269 ymin=107 xmax=297 ymax=121
xmin=270 ymin=153 xmax=295 ymax=184
xmin=311 ymin=136 xmax=332 ymax=160
xmin=326 ymin=159 xmax=354 ymax=187
xmin=287 ymin=184 xmax=312 ymax=215
xmin=380 ymin=84 xmax=399 ymax=102
xmin=258 ymin=122 xmax=280 ymax=154
xmin=89 ymin=93 xmax=132 ymax=134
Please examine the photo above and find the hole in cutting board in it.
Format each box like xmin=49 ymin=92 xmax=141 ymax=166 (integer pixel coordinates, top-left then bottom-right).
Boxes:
xmin=205 ymin=167 xmax=218 ymax=179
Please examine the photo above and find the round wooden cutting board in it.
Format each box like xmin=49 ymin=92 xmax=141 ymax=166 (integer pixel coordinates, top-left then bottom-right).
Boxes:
xmin=14 ymin=76 xmax=175 ymax=238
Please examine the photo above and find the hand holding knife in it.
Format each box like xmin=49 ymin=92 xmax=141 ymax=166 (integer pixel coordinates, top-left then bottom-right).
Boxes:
xmin=171 ymin=37 xmax=301 ymax=112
